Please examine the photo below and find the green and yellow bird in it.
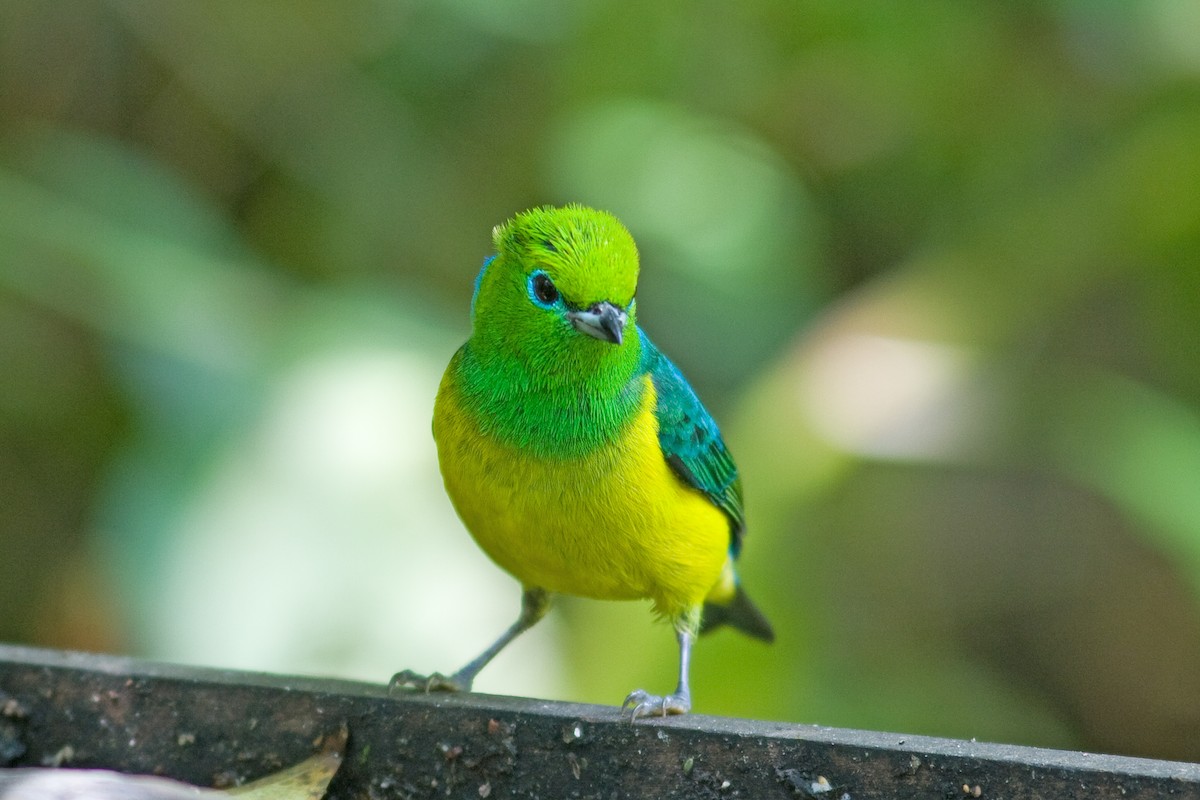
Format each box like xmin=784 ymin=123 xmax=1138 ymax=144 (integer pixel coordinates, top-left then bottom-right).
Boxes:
xmin=392 ymin=204 xmax=773 ymax=718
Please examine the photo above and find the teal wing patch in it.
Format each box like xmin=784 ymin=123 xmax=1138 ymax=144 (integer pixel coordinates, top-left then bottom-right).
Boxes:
xmin=638 ymin=328 xmax=745 ymax=556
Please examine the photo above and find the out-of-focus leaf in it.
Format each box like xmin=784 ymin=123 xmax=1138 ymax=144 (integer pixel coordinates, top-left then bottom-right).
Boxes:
xmin=1047 ymin=370 xmax=1200 ymax=582
xmin=0 ymin=140 xmax=281 ymax=373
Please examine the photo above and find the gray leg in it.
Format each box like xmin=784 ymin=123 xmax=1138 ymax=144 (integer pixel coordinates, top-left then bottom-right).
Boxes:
xmin=390 ymin=588 xmax=549 ymax=694
xmin=622 ymin=609 xmax=698 ymax=719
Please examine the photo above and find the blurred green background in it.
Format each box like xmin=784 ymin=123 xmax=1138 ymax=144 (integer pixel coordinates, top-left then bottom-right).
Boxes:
xmin=3 ymin=0 xmax=1200 ymax=762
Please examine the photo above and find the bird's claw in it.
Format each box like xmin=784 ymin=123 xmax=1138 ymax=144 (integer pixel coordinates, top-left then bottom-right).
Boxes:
xmin=388 ymin=669 xmax=470 ymax=695
xmin=621 ymin=689 xmax=690 ymax=720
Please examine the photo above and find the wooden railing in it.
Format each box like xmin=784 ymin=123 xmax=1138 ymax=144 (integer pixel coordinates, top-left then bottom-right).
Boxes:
xmin=0 ymin=644 xmax=1197 ymax=799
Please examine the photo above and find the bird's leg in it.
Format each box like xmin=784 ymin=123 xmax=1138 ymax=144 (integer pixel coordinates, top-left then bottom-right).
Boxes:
xmin=443 ymin=588 xmax=550 ymax=688
xmin=389 ymin=587 xmax=550 ymax=694
xmin=622 ymin=608 xmax=699 ymax=719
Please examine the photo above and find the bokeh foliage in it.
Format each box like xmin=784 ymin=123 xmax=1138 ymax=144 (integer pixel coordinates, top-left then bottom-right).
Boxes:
xmin=3 ymin=0 xmax=1200 ymax=761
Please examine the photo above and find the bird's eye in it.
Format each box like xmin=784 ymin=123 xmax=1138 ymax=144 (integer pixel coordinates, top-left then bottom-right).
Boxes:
xmin=530 ymin=272 xmax=559 ymax=306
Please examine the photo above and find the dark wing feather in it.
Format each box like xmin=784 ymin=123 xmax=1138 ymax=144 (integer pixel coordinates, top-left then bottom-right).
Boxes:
xmin=639 ymin=328 xmax=745 ymax=556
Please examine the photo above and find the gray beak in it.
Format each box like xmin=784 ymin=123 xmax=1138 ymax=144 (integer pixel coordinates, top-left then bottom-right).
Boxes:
xmin=567 ymin=301 xmax=628 ymax=345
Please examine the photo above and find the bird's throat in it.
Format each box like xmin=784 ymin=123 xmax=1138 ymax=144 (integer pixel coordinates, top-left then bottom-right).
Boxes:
xmin=455 ymin=340 xmax=646 ymax=459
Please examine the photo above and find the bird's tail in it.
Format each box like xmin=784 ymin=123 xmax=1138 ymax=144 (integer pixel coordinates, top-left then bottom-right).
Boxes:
xmin=701 ymin=584 xmax=775 ymax=643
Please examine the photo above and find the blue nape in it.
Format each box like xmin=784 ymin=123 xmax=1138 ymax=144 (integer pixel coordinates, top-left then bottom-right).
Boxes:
xmin=470 ymin=255 xmax=496 ymax=317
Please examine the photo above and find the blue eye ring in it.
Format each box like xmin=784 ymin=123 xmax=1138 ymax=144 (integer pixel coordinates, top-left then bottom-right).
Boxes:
xmin=528 ymin=270 xmax=560 ymax=307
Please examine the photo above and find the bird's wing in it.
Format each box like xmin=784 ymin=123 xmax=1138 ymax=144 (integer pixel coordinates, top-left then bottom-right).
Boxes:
xmin=639 ymin=328 xmax=745 ymax=556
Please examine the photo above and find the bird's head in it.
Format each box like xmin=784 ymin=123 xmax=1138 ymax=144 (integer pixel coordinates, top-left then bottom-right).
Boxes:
xmin=470 ymin=204 xmax=641 ymax=379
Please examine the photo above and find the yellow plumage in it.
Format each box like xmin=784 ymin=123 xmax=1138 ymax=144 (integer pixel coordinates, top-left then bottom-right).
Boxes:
xmin=434 ymin=355 xmax=735 ymax=619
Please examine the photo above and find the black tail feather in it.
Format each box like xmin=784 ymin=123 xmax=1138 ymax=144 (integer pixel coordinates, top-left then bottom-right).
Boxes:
xmin=701 ymin=585 xmax=775 ymax=643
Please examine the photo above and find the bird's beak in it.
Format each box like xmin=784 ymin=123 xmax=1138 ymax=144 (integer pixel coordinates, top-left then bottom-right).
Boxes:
xmin=567 ymin=301 xmax=628 ymax=345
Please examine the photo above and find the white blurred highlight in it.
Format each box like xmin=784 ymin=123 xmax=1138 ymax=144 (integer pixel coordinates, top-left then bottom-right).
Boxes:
xmin=148 ymin=348 xmax=565 ymax=697
xmin=801 ymin=333 xmax=982 ymax=460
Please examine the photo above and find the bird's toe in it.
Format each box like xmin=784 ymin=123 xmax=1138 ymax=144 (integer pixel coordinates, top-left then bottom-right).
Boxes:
xmin=388 ymin=670 xmax=469 ymax=694
xmin=621 ymin=689 xmax=690 ymax=720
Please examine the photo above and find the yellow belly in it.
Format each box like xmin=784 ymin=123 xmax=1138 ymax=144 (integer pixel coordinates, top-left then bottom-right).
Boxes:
xmin=433 ymin=371 xmax=730 ymax=618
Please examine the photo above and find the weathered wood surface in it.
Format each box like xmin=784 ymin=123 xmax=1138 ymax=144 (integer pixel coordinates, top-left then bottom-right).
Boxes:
xmin=0 ymin=643 xmax=1197 ymax=799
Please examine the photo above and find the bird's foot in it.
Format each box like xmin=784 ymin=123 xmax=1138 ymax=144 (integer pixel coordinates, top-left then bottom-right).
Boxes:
xmin=622 ymin=688 xmax=691 ymax=720
xmin=388 ymin=669 xmax=471 ymax=695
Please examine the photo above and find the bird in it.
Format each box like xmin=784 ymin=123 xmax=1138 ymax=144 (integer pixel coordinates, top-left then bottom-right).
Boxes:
xmin=390 ymin=204 xmax=773 ymax=718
